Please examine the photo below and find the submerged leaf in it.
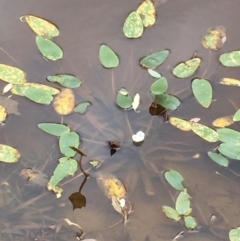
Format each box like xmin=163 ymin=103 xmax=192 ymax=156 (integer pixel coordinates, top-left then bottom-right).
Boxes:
xmin=0 ymin=144 xmax=20 ymax=163
xmin=172 ymin=57 xmax=201 ymax=79
xmin=192 ymin=78 xmax=212 ymax=108
xmin=123 ymin=11 xmax=144 ymax=38
xmin=207 ymin=152 xmax=229 ymax=167
xmin=162 ymin=206 xmax=180 ymax=221
xmin=175 ymin=190 xmax=191 ymax=216
xmin=47 ymin=74 xmax=83 ymax=88
xmin=150 ymin=77 xmax=168 ymax=95
xmin=0 ymin=105 xmax=7 ymax=122
xmin=164 ymin=170 xmax=184 ymax=191
xmin=116 ymin=88 xmax=133 ymax=109
xmin=99 ymin=45 xmax=119 ymax=68
xmin=74 ymin=102 xmax=91 ymax=114
xmin=219 ymin=51 xmax=240 ymax=67
xmin=38 ymin=123 xmax=70 ymax=136
xmin=212 ymin=116 xmax=234 ymax=127
xmin=156 ymin=94 xmax=180 ymax=110
xmin=36 ymin=36 xmax=63 ymax=61
xmin=169 ymin=117 xmax=191 ymax=131
xmin=184 ymin=216 xmax=197 ymax=229
xmin=217 ymin=128 xmax=240 ymax=145
xmin=140 ymin=50 xmax=169 ymax=69
xmin=59 ymin=132 xmax=80 ymax=157
xmin=220 ymin=78 xmax=240 ymax=86
xmin=218 ymin=143 xmax=240 ymax=160
xmin=233 ymin=109 xmax=240 ymax=121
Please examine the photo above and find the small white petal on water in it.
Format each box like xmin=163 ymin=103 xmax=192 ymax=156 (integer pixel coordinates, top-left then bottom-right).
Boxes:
xmin=132 ymin=130 xmax=145 ymax=142
xmin=2 ymin=83 xmax=13 ymax=95
xmin=132 ymin=93 xmax=140 ymax=112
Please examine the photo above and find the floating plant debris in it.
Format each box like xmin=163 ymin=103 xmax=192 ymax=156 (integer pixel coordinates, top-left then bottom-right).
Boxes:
xmin=108 ymin=141 xmax=120 ymax=156
xmin=220 ymin=78 xmax=240 ymax=86
xmin=149 ymin=101 xmax=166 ymax=116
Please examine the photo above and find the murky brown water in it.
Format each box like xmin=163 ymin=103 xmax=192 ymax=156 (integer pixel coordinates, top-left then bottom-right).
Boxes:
xmin=1 ymin=0 xmax=240 ymax=240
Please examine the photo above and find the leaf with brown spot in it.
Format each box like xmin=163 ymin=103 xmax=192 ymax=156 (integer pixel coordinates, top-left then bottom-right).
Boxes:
xmin=53 ymin=88 xmax=75 ymax=115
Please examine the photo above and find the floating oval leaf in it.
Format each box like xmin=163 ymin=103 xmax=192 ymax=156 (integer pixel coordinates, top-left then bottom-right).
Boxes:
xmin=0 ymin=64 xmax=26 ymax=85
xmin=229 ymin=227 xmax=240 ymax=241
xmin=169 ymin=117 xmax=191 ymax=131
xmin=190 ymin=122 xmax=218 ymax=142
xmin=132 ymin=93 xmax=140 ymax=112
xmin=219 ymin=51 xmax=240 ymax=67
xmin=123 ymin=11 xmax=144 ymax=38
xmin=21 ymin=15 xmax=59 ymax=38
xmin=192 ymin=78 xmax=212 ymax=108
xmin=99 ymin=45 xmax=119 ymax=68
xmin=53 ymin=88 xmax=75 ymax=115
xmin=207 ymin=152 xmax=229 ymax=167
xmin=172 ymin=57 xmax=201 ymax=79
xmin=164 ymin=170 xmax=184 ymax=191
xmin=59 ymin=132 xmax=80 ymax=157
xmin=148 ymin=69 xmax=161 ymax=78
xmin=0 ymin=105 xmax=7 ymax=122
xmin=175 ymin=190 xmax=191 ymax=216
xmin=140 ymin=50 xmax=169 ymax=69
xmin=156 ymin=94 xmax=180 ymax=110
xmin=150 ymin=77 xmax=168 ymax=95
xmin=217 ymin=128 xmax=240 ymax=145
xmin=220 ymin=78 xmax=240 ymax=86
xmin=116 ymin=88 xmax=133 ymax=109
xmin=136 ymin=0 xmax=156 ymax=27
xmin=74 ymin=102 xmax=91 ymax=114
xmin=212 ymin=116 xmax=234 ymax=127
xmin=0 ymin=144 xmax=20 ymax=163
xmin=218 ymin=143 xmax=240 ymax=160
xmin=184 ymin=216 xmax=197 ymax=229
xmin=162 ymin=206 xmax=180 ymax=221
xmin=233 ymin=109 xmax=240 ymax=121
xmin=38 ymin=123 xmax=70 ymax=136
xmin=36 ymin=36 xmax=63 ymax=61
xmin=47 ymin=74 xmax=83 ymax=88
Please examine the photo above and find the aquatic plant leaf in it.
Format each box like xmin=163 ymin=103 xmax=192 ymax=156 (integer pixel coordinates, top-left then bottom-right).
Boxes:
xmin=38 ymin=123 xmax=70 ymax=136
xmin=69 ymin=192 xmax=86 ymax=210
xmin=136 ymin=0 xmax=156 ymax=27
xmin=0 ymin=105 xmax=7 ymax=122
xmin=156 ymin=94 xmax=180 ymax=110
xmin=116 ymin=88 xmax=133 ymax=109
xmin=132 ymin=93 xmax=140 ymax=112
xmin=36 ymin=36 xmax=63 ymax=61
xmin=220 ymin=78 xmax=240 ymax=86
xmin=212 ymin=116 xmax=234 ymax=127
xmin=123 ymin=11 xmax=144 ymax=38
xmin=192 ymin=78 xmax=212 ymax=108
xmin=217 ymin=128 xmax=240 ymax=145
xmin=2 ymin=83 xmax=13 ymax=95
xmin=0 ymin=144 xmax=20 ymax=163
xmin=74 ymin=102 xmax=91 ymax=114
xmin=89 ymin=159 xmax=102 ymax=168
xmin=190 ymin=122 xmax=219 ymax=142
xmin=162 ymin=206 xmax=180 ymax=221
xmin=47 ymin=74 xmax=83 ymax=88
xmin=229 ymin=227 xmax=240 ymax=241
xmin=169 ymin=117 xmax=191 ymax=131
xmin=59 ymin=132 xmax=80 ymax=157
xmin=97 ymin=175 xmax=126 ymax=199
xmin=207 ymin=152 xmax=229 ymax=167
xmin=172 ymin=57 xmax=201 ymax=79
xmin=219 ymin=51 xmax=240 ymax=67
xmin=0 ymin=64 xmax=26 ymax=84
xmin=48 ymin=157 xmax=78 ymax=193
xmin=164 ymin=170 xmax=184 ymax=191
xmin=184 ymin=216 xmax=197 ymax=229
xmin=218 ymin=143 xmax=240 ymax=160
xmin=148 ymin=69 xmax=161 ymax=78
xmin=150 ymin=77 xmax=168 ymax=95
xmin=112 ymin=196 xmax=124 ymax=215
xmin=99 ymin=45 xmax=119 ymax=68
xmin=233 ymin=109 xmax=240 ymax=121
xmin=20 ymin=83 xmax=59 ymax=95
xmin=21 ymin=15 xmax=59 ymax=38
xmin=175 ymin=190 xmax=191 ymax=216
xmin=53 ymin=88 xmax=75 ymax=115
xmin=202 ymin=26 xmax=226 ymax=50
xmin=140 ymin=50 xmax=169 ymax=69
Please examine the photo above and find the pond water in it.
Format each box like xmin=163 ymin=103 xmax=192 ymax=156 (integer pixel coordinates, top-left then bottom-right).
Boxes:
xmin=1 ymin=0 xmax=240 ymax=240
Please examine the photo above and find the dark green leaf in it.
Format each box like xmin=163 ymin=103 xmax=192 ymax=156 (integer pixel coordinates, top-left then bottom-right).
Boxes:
xmin=217 ymin=128 xmax=240 ymax=145
xmin=38 ymin=123 xmax=70 ymax=136
xmin=218 ymin=143 xmax=240 ymax=160
xmin=47 ymin=74 xmax=83 ymax=88
xmin=99 ymin=45 xmax=119 ymax=68
xmin=116 ymin=88 xmax=133 ymax=109
xmin=207 ymin=152 xmax=229 ymax=167
xmin=164 ymin=170 xmax=184 ymax=191
xmin=59 ymin=132 xmax=80 ymax=157
xmin=156 ymin=94 xmax=180 ymax=110
xmin=150 ymin=77 xmax=168 ymax=95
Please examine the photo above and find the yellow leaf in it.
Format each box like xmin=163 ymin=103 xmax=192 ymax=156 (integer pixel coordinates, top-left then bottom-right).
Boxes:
xmin=170 ymin=117 xmax=191 ymax=131
xmin=53 ymin=88 xmax=75 ymax=115
xmin=220 ymin=78 xmax=240 ymax=86
xmin=212 ymin=116 xmax=234 ymax=127
xmin=0 ymin=105 xmax=7 ymax=122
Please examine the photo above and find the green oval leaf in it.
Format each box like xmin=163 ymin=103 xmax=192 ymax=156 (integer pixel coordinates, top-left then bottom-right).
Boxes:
xmin=140 ymin=50 xmax=169 ymax=69
xmin=219 ymin=50 xmax=240 ymax=67
xmin=169 ymin=117 xmax=191 ymax=131
xmin=217 ymin=128 xmax=240 ymax=145
xmin=156 ymin=94 xmax=180 ymax=110
xmin=36 ymin=36 xmax=63 ymax=61
xmin=116 ymin=88 xmax=133 ymax=109
xmin=175 ymin=190 xmax=191 ymax=216
xmin=59 ymin=132 xmax=80 ymax=157
xmin=229 ymin=227 xmax=240 ymax=241
xmin=47 ymin=74 xmax=83 ymax=88
xmin=172 ymin=57 xmax=201 ymax=79
xmin=192 ymin=78 xmax=212 ymax=108
xmin=38 ymin=123 xmax=70 ymax=136
xmin=233 ymin=109 xmax=240 ymax=121
xmin=99 ymin=45 xmax=119 ymax=68
xmin=74 ymin=102 xmax=91 ymax=114
xmin=184 ymin=216 xmax=197 ymax=229
xmin=150 ymin=77 xmax=168 ymax=95
xmin=162 ymin=206 xmax=180 ymax=221
xmin=0 ymin=144 xmax=20 ymax=163
xmin=218 ymin=143 xmax=240 ymax=160
xmin=190 ymin=122 xmax=219 ymax=142
xmin=123 ymin=11 xmax=144 ymax=39
xmin=164 ymin=170 xmax=184 ymax=191
xmin=207 ymin=152 xmax=229 ymax=167
xmin=148 ymin=69 xmax=161 ymax=78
